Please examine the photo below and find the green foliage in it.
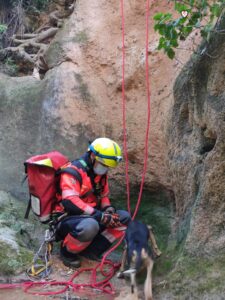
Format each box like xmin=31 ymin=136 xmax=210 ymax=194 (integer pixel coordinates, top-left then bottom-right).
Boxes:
xmin=113 ymin=189 xmax=177 ymax=277
xmin=4 ymin=58 xmax=19 ymax=76
xmin=0 ymin=24 xmax=7 ymax=34
xmin=0 ymin=241 xmax=33 ymax=275
xmin=26 ymin=0 xmax=50 ymax=11
xmin=113 ymin=189 xmax=174 ymax=249
xmin=0 ymin=24 xmax=7 ymax=49
xmin=153 ymin=0 xmax=225 ymax=59
xmin=159 ymin=254 xmax=225 ymax=298
xmin=9 ymin=0 xmax=50 ymax=11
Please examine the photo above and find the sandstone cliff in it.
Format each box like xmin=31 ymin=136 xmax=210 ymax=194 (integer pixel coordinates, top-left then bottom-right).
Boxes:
xmin=1 ymin=0 xmax=225 ymax=298
xmin=168 ymin=15 xmax=225 ymax=255
xmin=0 ymin=0 xmax=199 ymax=198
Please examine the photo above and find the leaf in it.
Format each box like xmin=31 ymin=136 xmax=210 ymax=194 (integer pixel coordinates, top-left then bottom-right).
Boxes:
xmin=173 ymin=17 xmax=183 ymax=27
xmin=154 ymin=24 xmax=159 ymax=31
xmin=170 ymin=38 xmax=178 ymax=47
xmin=159 ymin=13 xmax=173 ymax=24
xmin=153 ymin=0 xmax=223 ymax=60
xmin=182 ymin=25 xmax=193 ymax=35
xmin=188 ymin=11 xmax=202 ymax=26
xmin=159 ymin=25 xmax=167 ymax=35
xmin=175 ymin=2 xmax=189 ymax=13
xmin=167 ymin=48 xmax=175 ymax=60
xmin=153 ymin=13 xmax=164 ymax=21
xmin=158 ymin=37 xmax=166 ymax=50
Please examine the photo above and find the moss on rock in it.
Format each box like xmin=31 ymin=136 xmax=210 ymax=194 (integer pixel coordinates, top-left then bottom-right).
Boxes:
xmin=154 ymin=254 xmax=225 ymax=299
xmin=0 ymin=191 xmax=44 ymax=275
xmin=0 ymin=240 xmax=33 ymax=275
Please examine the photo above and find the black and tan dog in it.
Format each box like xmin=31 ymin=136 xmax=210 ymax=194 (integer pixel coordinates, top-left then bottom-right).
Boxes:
xmin=117 ymin=220 xmax=161 ymax=300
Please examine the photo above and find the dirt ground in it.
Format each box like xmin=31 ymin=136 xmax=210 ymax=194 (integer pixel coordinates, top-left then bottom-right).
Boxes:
xmin=0 ymin=254 xmax=142 ymax=300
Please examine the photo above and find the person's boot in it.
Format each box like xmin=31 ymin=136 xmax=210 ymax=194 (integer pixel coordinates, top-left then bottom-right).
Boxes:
xmin=79 ymin=234 xmax=112 ymax=261
xmin=60 ymin=244 xmax=81 ymax=268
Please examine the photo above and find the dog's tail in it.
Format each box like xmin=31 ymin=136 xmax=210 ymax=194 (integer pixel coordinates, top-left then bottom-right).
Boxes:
xmin=144 ymin=256 xmax=154 ymax=300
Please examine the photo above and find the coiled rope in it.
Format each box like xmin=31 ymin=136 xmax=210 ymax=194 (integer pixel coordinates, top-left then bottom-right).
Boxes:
xmin=0 ymin=260 xmax=120 ymax=296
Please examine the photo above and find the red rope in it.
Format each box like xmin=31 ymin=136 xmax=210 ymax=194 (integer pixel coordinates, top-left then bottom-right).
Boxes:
xmin=132 ymin=0 xmax=151 ymax=220
xmin=99 ymin=234 xmax=124 ymax=275
xmin=99 ymin=0 xmax=151 ymax=273
xmin=120 ymin=0 xmax=151 ymax=220
xmin=0 ymin=260 xmax=120 ymax=296
xmin=120 ymin=0 xmax=131 ymax=214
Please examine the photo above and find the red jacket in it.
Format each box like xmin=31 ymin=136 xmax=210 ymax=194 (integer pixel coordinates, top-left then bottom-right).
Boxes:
xmin=55 ymin=161 xmax=111 ymax=215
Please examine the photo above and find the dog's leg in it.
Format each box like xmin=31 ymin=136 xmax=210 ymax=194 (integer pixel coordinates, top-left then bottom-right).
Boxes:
xmin=144 ymin=256 xmax=154 ymax=300
xmin=117 ymin=246 xmax=127 ymax=278
xmin=130 ymin=271 xmax=138 ymax=299
xmin=141 ymin=248 xmax=154 ymax=300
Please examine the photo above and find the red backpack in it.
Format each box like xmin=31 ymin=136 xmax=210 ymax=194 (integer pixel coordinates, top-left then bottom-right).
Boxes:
xmin=24 ymin=151 xmax=82 ymax=223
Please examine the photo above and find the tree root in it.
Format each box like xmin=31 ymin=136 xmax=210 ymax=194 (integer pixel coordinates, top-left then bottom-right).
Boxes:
xmin=0 ymin=0 xmax=75 ymax=77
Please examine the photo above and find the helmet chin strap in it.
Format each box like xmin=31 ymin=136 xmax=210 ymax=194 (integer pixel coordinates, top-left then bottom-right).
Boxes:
xmin=89 ymin=152 xmax=96 ymax=165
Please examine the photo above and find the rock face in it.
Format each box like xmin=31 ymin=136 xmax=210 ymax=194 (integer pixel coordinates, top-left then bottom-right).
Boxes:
xmin=0 ymin=191 xmax=38 ymax=275
xmin=167 ymin=16 xmax=225 ymax=255
xmin=1 ymin=0 xmax=224 ymax=261
xmin=1 ymin=4 xmax=225 ymax=298
xmin=0 ymin=0 xmax=197 ymax=199
xmin=0 ymin=68 xmax=95 ymax=199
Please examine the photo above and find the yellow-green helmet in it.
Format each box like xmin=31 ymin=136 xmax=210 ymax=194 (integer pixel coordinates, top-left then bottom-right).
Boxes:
xmin=89 ymin=137 xmax=122 ymax=168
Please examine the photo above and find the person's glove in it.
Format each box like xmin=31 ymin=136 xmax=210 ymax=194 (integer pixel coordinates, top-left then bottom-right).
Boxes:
xmin=101 ymin=212 xmax=115 ymax=226
xmin=107 ymin=213 xmax=123 ymax=228
xmin=102 ymin=205 xmax=116 ymax=214
xmin=92 ymin=210 xmax=122 ymax=228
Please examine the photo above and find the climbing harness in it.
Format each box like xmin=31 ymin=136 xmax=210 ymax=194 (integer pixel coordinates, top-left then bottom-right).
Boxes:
xmin=26 ymin=212 xmax=68 ymax=279
xmin=26 ymin=229 xmax=54 ymax=280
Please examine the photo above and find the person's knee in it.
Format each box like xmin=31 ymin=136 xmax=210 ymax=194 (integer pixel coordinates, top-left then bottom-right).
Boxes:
xmin=75 ymin=218 xmax=99 ymax=242
xmin=116 ymin=210 xmax=131 ymax=225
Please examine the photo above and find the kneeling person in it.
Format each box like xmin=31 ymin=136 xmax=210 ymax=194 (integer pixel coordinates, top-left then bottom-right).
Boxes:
xmin=55 ymin=137 xmax=131 ymax=268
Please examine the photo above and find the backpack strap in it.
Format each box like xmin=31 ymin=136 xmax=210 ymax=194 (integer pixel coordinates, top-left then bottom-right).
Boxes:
xmin=71 ymin=159 xmax=89 ymax=172
xmin=24 ymin=194 xmax=32 ymax=219
xmin=58 ymin=167 xmax=82 ymax=186
xmin=58 ymin=160 xmax=90 ymax=198
xmin=70 ymin=159 xmax=94 ymax=196
xmin=59 ymin=158 xmax=89 ymax=186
